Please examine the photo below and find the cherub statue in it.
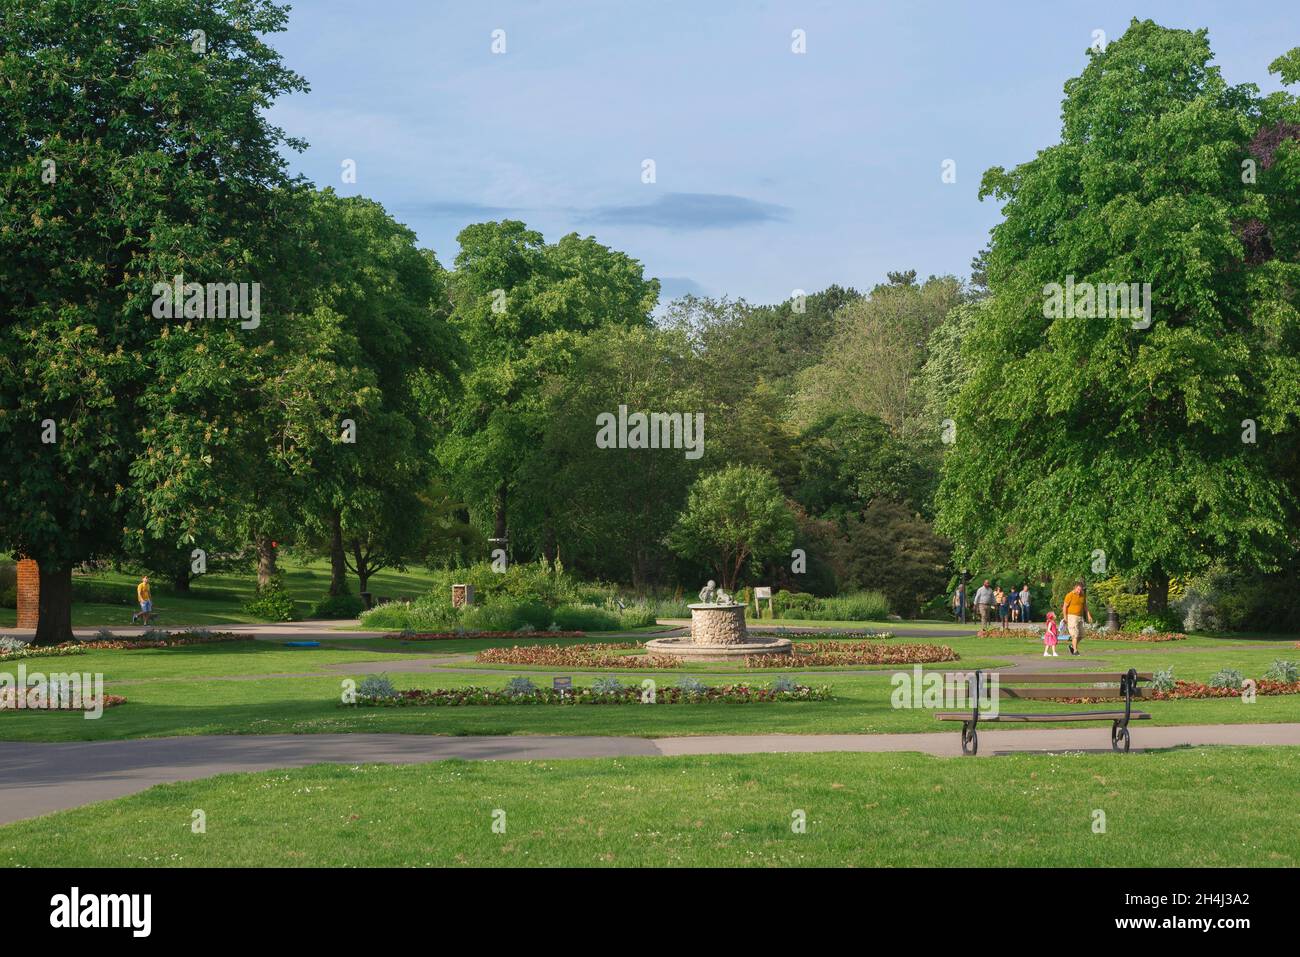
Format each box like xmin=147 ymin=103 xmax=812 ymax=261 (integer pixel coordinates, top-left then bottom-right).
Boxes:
xmin=698 ymin=581 xmax=717 ymax=603
xmin=716 ymin=588 xmax=734 ymax=605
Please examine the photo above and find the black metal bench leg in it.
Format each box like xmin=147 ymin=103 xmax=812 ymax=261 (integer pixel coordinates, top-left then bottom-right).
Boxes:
xmin=961 ymin=722 xmax=978 ymax=755
xmin=1111 ymin=720 xmax=1130 ymax=752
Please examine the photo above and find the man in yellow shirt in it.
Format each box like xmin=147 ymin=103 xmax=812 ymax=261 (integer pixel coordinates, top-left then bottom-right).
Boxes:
xmin=134 ymin=575 xmax=153 ymax=626
xmin=1061 ymin=580 xmax=1092 ymax=656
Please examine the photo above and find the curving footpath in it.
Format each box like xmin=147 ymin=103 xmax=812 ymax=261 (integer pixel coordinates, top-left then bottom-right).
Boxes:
xmin=2 ymin=722 xmax=1299 ymax=825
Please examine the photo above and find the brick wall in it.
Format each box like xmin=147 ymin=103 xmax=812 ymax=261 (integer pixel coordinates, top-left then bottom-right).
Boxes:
xmin=16 ymin=558 xmax=39 ymax=628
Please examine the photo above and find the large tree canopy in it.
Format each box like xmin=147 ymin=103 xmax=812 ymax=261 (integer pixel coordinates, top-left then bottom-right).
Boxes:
xmin=0 ymin=0 xmax=308 ymax=641
xmin=936 ymin=21 xmax=1300 ymax=611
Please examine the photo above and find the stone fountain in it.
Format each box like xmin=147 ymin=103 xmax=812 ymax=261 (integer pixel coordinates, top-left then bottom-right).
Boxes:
xmin=643 ymin=581 xmax=793 ymax=662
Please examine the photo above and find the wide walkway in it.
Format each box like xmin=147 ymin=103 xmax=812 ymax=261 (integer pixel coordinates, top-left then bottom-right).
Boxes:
xmin=2 ymin=723 xmax=1298 ymax=825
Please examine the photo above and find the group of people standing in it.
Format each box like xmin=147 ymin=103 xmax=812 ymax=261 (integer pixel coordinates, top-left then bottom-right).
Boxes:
xmin=953 ymin=580 xmax=1032 ymax=626
xmin=952 ymin=577 xmax=1094 ymax=656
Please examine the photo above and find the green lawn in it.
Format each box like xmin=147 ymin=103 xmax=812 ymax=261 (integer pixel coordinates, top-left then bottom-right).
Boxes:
xmin=1 ymin=632 xmax=1296 ymax=742
xmin=2 ymin=747 xmax=1294 ymax=867
xmin=0 ymin=559 xmax=442 ymax=628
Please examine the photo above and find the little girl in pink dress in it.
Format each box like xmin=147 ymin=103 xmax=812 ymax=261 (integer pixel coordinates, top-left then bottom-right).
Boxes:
xmin=1042 ymin=612 xmax=1059 ymax=657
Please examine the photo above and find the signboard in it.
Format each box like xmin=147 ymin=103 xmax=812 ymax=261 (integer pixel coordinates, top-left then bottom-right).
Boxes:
xmin=552 ymin=676 xmax=573 ymax=694
xmin=754 ymin=587 xmax=772 ymax=599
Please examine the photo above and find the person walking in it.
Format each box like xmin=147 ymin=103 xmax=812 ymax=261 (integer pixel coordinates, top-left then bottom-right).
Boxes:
xmin=952 ymin=581 xmax=967 ymax=624
xmin=1061 ymin=580 xmax=1092 ymax=656
xmin=1042 ymin=611 xmax=1060 ymax=657
xmin=995 ymin=585 xmax=1009 ymax=626
xmin=133 ymin=575 xmax=153 ymax=626
xmin=1019 ymin=583 xmax=1032 ymax=623
xmin=973 ymin=579 xmax=994 ymax=628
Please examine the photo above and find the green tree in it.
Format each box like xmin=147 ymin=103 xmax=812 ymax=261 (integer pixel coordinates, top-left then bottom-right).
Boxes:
xmin=294 ymin=190 xmax=463 ymax=595
xmin=936 ymin=22 xmax=1300 ymax=613
xmin=793 ymin=275 xmax=965 ymax=438
xmin=0 ymin=0 xmax=307 ymax=642
xmin=527 ymin=325 xmax=703 ymax=585
xmin=666 ymin=465 xmax=796 ymax=591
xmin=438 ymin=222 xmax=659 ymax=553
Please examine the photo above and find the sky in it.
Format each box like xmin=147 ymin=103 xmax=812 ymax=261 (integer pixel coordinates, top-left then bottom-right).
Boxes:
xmin=266 ymin=0 xmax=1297 ymax=307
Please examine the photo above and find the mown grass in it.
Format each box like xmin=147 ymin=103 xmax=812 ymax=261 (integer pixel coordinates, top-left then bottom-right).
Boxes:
xmin=2 ymin=634 xmax=1297 ymax=742
xmin=1 ymin=747 xmax=1294 ymax=867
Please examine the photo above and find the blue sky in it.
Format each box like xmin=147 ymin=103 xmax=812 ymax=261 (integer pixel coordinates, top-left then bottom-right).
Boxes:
xmin=267 ymin=0 xmax=1297 ymax=306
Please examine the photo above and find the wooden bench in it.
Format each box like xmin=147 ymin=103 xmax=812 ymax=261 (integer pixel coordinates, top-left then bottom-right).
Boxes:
xmin=936 ymin=668 xmax=1151 ymax=755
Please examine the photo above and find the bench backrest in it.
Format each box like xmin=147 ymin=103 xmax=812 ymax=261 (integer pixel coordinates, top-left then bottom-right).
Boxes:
xmin=940 ymin=671 xmax=1152 ymax=700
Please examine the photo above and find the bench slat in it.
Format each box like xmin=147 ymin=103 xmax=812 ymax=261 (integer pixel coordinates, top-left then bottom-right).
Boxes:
xmin=936 ymin=672 xmax=1151 ymax=684
xmin=936 ymin=711 xmax=1151 ymax=722
xmin=998 ymin=687 xmax=1146 ymax=699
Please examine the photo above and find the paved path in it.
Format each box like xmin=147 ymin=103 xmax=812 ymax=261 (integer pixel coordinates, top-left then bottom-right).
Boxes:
xmin=3 ymin=723 xmax=1298 ymax=825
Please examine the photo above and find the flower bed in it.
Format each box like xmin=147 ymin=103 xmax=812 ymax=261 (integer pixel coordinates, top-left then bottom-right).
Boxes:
xmin=399 ymin=630 xmax=587 ymax=641
xmin=1148 ymin=679 xmax=1300 ymax=700
xmin=475 ymin=643 xmax=683 ymax=668
xmin=0 ymin=690 xmax=126 ymax=711
xmin=71 ymin=631 xmax=246 ymax=651
xmin=745 ymin=641 xmax=958 ymax=667
xmin=352 ymin=682 xmax=832 ymax=707
xmin=0 ymin=644 xmax=89 ymax=661
xmin=975 ymin=628 xmax=1186 ymax=642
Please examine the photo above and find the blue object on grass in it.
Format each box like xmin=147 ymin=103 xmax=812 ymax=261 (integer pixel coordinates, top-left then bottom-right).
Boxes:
xmin=284 ymin=641 xmax=320 ymax=648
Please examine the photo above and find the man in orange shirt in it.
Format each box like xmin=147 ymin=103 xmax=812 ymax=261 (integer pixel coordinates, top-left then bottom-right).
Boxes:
xmin=1061 ymin=580 xmax=1092 ymax=656
xmin=134 ymin=575 xmax=153 ymax=626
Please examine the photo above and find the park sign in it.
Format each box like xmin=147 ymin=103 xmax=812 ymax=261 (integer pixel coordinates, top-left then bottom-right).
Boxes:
xmin=553 ymin=677 xmax=572 ymax=695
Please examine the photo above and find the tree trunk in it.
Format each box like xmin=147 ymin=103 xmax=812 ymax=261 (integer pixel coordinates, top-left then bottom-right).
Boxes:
xmin=1146 ymin=571 xmax=1170 ymax=615
xmin=256 ymin=537 xmax=278 ymax=589
xmin=33 ymin=563 xmax=74 ymax=647
xmin=493 ymin=483 xmax=508 ymax=543
xmin=328 ymin=509 xmax=348 ymax=595
xmin=542 ymin=520 xmax=557 ymax=569
xmin=171 ymin=569 xmax=192 ymax=593
xmin=352 ymin=541 xmax=371 ymax=595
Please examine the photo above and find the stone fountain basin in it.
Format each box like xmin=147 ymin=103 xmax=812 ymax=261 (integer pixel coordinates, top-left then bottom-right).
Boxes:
xmin=642 ymin=601 xmax=792 ymax=661
xmin=643 ymin=634 xmax=793 ymax=661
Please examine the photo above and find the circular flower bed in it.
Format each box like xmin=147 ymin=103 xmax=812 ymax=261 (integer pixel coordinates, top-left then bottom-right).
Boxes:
xmin=475 ymin=643 xmax=683 ymax=668
xmin=745 ymin=641 xmax=958 ymax=667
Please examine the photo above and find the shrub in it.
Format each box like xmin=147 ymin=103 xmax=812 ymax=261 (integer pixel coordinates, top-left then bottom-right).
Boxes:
xmin=1151 ymin=667 xmax=1176 ymax=692
xmin=502 ymin=676 xmax=537 ymax=697
xmin=616 ymin=603 xmax=659 ymax=629
xmin=461 ymin=600 xmax=551 ymax=633
xmin=772 ymin=591 xmax=820 ymax=617
xmin=592 ymin=676 xmax=624 ymax=694
xmin=0 ymin=636 xmax=29 ymax=654
xmin=1124 ymin=610 xmax=1182 ymax=633
xmin=770 ymin=675 xmax=798 ymax=693
xmin=1263 ymin=659 xmax=1299 ymax=683
xmin=243 ymin=577 xmax=299 ymax=622
xmin=311 ymin=593 xmax=366 ymax=619
xmin=550 ymin=603 xmax=620 ymax=631
xmin=357 ymin=674 xmax=399 ymax=699
xmin=94 ymin=628 xmax=116 ymax=641
xmin=1208 ymin=668 xmax=1244 ymax=690
xmin=815 ymin=591 xmax=890 ymax=622
xmin=675 ymin=676 xmax=709 ymax=694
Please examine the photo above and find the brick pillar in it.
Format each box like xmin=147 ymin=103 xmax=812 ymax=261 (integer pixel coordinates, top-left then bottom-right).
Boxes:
xmin=16 ymin=558 xmax=39 ymax=628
